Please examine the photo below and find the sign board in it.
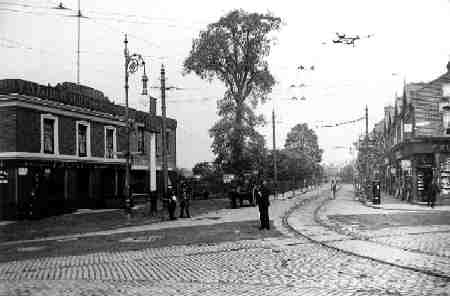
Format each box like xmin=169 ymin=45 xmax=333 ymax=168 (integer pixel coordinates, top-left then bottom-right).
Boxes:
xmin=390 ymin=168 xmax=396 ymax=174
xmin=443 ymin=84 xmax=450 ymax=97
xmin=404 ymin=123 xmax=412 ymax=133
xmin=0 ymin=169 xmax=8 ymax=184
xmin=18 ymin=168 xmax=28 ymax=176
xmin=223 ymin=174 xmax=235 ymax=184
xmin=401 ymin=159 xmax=411 ymax=170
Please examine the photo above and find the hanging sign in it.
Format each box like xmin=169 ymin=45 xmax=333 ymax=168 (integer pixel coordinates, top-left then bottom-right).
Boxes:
xmin=0 ymin=169 xmax=8 ymax=184
xmin=401 ymin=159 xmax=411 ymax=170
xmin=404 ymin=123 xmax=413 ymax=133
xmin=223 ymin=174 xmax=235 ymax=184
xmin=18 ymin=168 xmax=28 ymax=176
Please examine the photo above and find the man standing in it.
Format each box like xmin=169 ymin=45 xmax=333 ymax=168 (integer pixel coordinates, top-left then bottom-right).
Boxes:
xmin=257 ymin=180 xmax=271 ymax=230
xmin=428 ymin=179 xmax=439 ymax=208
xmin=168 ymin=190 xmax=177 ymax=220
xmin=179 ymin=187 xmax=191 ymax=218
xmin=331 ymin=179 xmax=337 ymax=199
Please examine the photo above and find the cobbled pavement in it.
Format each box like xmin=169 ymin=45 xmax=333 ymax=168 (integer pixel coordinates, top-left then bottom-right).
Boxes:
xmin=0 ymin=188 xmax=449 ymax=295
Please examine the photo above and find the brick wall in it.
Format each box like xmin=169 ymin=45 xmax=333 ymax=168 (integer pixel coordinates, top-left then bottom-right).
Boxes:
xmin=117 ymin=126 xmax=127 ymax=156
xmin=16 ymin=108 xmax=40 ymax=152
xmin=0 ymin=107 xmax=16 ymax=152
xmin=91 ymin=122 xmax=105 ymax=158
xmin=59 ymin=116 xmax=76 ymax=155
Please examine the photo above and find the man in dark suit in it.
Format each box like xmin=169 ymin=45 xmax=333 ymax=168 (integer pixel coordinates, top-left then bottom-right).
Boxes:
xmin=428 ymin=179 xmax=439 ymax=208
xmin=257 ymin=180 xmax=271 ymax=230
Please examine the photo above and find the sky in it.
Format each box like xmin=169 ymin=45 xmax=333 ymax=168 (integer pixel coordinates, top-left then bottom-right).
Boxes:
xmin=1 ymin=0 xmax=449 ymax=169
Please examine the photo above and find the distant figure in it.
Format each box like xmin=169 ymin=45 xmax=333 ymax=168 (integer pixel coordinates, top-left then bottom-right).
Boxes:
xmin=150 ymin=191 xmax=158 ymax=216
xmin=179 ymin=187 xmax=191 ymax=218
xmin=331 ymin=179 xmax=337 ymax=199
xmin=168 ymin=191 xmax=177 ymax=220
xmin=428 ymin=179 xmax=439 ymax=208
xmin=256 ymin=180 xmax=271 ymax=230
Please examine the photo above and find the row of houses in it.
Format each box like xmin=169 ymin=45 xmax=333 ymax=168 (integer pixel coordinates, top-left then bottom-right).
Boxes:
xmin=365 ymin=61 xmax=450 ymax=204
xmin=0 ymin=79 xmax=177 ymax=220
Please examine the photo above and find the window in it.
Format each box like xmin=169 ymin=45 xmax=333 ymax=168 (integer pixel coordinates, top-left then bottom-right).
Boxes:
xmin=166 ymin=131 xmax=170 ymax=154
xmin=104 ymin=127 xmax=116 ymax=158
xmin=44 ymin=119 xmax=54 ymax=153
xmin=137 ymin=126 xmax=145 ymax=153
xmin=156 ymin=133 xmax=161 ymax=156
xmin=443 ymin=84 xmax=450 ymax=98
xmin=444 ymin=111 xmax=450 ymax=135
xmin=41 ymin=114 xmax=58 ymax=154
xmin=76 ymin=121 xmax=90 ymax=157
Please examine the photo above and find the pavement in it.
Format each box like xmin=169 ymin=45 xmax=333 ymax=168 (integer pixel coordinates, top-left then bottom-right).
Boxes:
xmin=0 ymin=185 xmax=449 ymax=295
xmin=287 ymin=185 xmax=450 ymax=277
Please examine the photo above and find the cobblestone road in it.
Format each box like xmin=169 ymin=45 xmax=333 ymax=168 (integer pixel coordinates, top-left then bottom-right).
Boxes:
xmin=0 ymin=187 xmax=449 ymax=295
xmin=320 ymin=186 xmax=450 ymax=259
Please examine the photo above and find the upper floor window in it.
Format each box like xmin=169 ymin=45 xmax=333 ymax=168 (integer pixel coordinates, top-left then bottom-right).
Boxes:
xmin=443 ymin=84 xmax=450 ymax=98
xmin=76 ymin=121 xmax=91 ymax=157
xmin=137 ymin=126 xmax=145 ymax=153
xmin=166 ymin=131 xmax=171 ymax=154
xmin=156 ymin=133 xmax=161 ymax=156
xmin=104 ymin=127 xmax=116 ymax=158
xmin=41 ymin=114 xmax=58 ymax=154
xmin=443 ymin=110 xmax=450 ymax=135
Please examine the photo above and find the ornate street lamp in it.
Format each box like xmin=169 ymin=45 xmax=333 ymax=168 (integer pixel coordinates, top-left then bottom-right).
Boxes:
xmin=124 ymin=34 xmax=148 ymax=208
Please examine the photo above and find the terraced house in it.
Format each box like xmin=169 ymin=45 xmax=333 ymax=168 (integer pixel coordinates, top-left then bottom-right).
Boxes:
xmin=382 ymin=62 xmax=450 ymax=204
xmin=0 ymin=79 xmax=177 ymax=220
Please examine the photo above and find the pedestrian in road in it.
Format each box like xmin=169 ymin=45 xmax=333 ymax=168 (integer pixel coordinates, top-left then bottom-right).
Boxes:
xmin=256 ymin=180 xmax=270 ymax=230
xmin=179 ymin=187 xmax=191 ymax=218
xmin=168 ymin=190 xmax=177 ymax=220
xmin=149 ymin=191 xmax=158 ymax=216
xmin=331 ymin=179 xmax=337 ymax=199
xmin=428 ymin=179 xmax=439 ymax=208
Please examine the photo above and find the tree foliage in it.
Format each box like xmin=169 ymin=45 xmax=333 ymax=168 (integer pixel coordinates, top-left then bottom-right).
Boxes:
xmin=192 ymin=162 xmax=215 ymax=177
xmin=281 ymin=123 xmax=323 ymax=182
xmin=285 ymin=123 xmax=323 ymax=163
xmin=184 ymin=9 xmax=281 ymax=175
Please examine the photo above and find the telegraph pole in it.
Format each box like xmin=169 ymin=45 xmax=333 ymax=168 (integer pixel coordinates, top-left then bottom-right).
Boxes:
xmin=160 ymin=65 xmax=169 ymax=200
xmin=76 ymin=0 xmax=81 ymax=84
xmin=365 ymin=105 xmax=369 ymax=199
xmin=272 ymin=108 xmax=277 ymax=198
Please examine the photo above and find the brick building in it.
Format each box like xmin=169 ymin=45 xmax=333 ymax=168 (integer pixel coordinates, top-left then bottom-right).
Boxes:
xmin=381 ymin=62 xmax=450 ymax=204
xmin=0 ymin=79 xmax=177 ymax=219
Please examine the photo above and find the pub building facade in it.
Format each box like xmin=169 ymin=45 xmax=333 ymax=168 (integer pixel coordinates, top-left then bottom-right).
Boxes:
xmin=383 ymin=62 xmax=450 ymax=204
xmin=0 ymin=79 xmax=177 ymax=220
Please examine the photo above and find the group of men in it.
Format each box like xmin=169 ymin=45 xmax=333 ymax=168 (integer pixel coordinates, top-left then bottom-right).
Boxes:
xmin=167 ymin=184 xmax=191 ymax=220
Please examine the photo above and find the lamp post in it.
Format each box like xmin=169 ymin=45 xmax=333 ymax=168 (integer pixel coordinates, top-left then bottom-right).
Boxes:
xmin=124 ymin=34 xmax=148 ymax=207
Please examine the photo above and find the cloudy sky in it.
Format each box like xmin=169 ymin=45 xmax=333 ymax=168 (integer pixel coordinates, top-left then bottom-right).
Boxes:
xmin=1 ymin=0 xmax=449 ymax=169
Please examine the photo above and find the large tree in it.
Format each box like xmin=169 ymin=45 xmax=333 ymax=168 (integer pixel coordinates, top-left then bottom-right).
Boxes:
xmin=183 ymin=9 xmax=281 ymax=175
xmin=284 ymin=123 xmax=323 ymax=181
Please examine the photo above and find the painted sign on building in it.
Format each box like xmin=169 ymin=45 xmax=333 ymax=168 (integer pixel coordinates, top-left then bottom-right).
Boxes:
xmin=0 ymin=170 xmax=8 ymax=184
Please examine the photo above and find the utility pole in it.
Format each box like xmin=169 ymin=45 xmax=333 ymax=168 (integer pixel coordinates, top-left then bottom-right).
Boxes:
xmin=76 ymin=0 xmax=81 ymax=84
xmin=365 ymin=105 xmax=369 ymax=199
xmin=272 ymin=108 xmax=277 ymax=198
xmin=160 ymin=65 xmax=169 ymax=200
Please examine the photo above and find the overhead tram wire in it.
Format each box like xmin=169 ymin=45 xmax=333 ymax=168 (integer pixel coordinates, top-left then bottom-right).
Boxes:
xmin=0 ymin=1 xmax=205 ymax=30
xmin=4 ymin=1 xmax=169 ymax=54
